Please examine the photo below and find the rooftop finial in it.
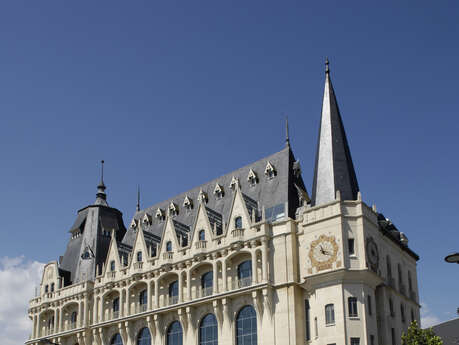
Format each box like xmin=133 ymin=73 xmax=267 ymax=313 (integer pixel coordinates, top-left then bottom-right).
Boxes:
xmin=99 ymin=160 xmax=105 ymax=186
xmin=95 ymin=160 xmax=108 ymax=205
xmin=325 ymin=57 xmax=330 ymax=74
xmin=285 ymin=115 xmax=290 ymax=148
xmin=136 ymin=185 xmax=140 ymax=212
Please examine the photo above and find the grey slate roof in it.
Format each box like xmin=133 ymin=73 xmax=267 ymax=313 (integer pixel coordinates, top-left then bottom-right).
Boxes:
xmin=431 ymin=318 xmax=459 ymax=345
xmin=311 ymin=64 xmax=359 ymax=206
xmin=60 ymin=192 xmax=126 ymax=284
xmin=122 ymin=146 xmax=307 ymax=248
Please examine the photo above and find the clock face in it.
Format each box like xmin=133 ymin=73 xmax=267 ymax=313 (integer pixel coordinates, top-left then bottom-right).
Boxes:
xmin=308 ymin=235 xmax=339 ymax=271
xmin=366 ymin=237 xmax=379 ymax=271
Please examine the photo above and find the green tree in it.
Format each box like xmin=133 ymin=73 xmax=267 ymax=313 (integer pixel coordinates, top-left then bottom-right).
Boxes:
xmin=402 ymin=320 xmax=443 ymax=345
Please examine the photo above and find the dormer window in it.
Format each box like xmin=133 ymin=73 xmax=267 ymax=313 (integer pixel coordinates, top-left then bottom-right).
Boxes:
xmin=235 ymin=216 xmax=243 ymax=229
xmin=130 ymin=219 xmax=138 ymax=230
xmin=50 ymin=283 xmax=55 ymax=292
xmin=183 ymin=196 xmax=193 ymax=211
xmin=142 ymin=213 xmax=152 ymax=226
xmin=166 ymin=241 xmax=172 ymax=252
xmin=151 ymin=245 xmax=157 ymax=257
xmin=137 ymin=251 xmax=142 ymax=262
xmin=110 ymin=260 xmax=115 ymax=271
xmin=155 ymin=208 xmax=165 ymax=222
xmin=229 ymin=176 xmax=239 ymax=190
xmin=199 ymin=229 xmax=205 ymax=241
xmin=169 ymin=202 xmax=179 ymax=217
xmin=214 ymin=184 xmax=224 ymax=199
xmin=198 ymin=190 xmax=208 ymax=204
xmin=247 ymin=169 xmax=258 ymax=186
xmin=45 ymin=285 xmax=49 ymax=293
xmin=264 ymin=161 xmax=277 ymax=179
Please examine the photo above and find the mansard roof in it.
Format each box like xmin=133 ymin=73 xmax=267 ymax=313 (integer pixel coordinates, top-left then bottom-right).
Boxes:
xmin=122 ymin=146 xmax=308 ymax=247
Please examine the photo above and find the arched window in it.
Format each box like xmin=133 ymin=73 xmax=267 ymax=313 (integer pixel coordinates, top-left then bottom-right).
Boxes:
xmin=237 ymin=260 xmax=252 ymax=287
xmin=236 ymin=305 xmax=257 ymax=345
xmin=201 ymin=271 xmax=213 ymax=297
xmin=199 ymin=230 xmax=205 ymax=241
xmin=199 ymin=313 xmax=218 ymax=345
xmin=137 ymin=327 xmax=151 ymax=345
xmin=110 ymin=260 xmax=116 ymax=271
xmin=137 ymin=251 xmax=143 ymax=262
xmin=169 ymin=280 xmax=179 ymax=305
xmin=111 ymin=333 xmax=123 ymax=345
xmin=50 ymin=283 xmax=55 ymax=292
xmin=139 ymin=289 xmax=147 ymax=310
xmin=235 ymin=216 xmax=243 ymax=229
xmin=325 ymin=304 xmax=335 ymax=325
xmin=166 ymin=241 xmax=172 ymax=252
xmin=71 ymin=311 xmax=78 ymax=325
xmin=167 ymin=321 xmax=183 ymax=345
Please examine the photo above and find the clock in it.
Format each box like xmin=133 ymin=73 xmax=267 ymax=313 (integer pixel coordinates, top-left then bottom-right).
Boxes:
xmin=308 ymin=234 xmax=339 ymax=271
xmin=366 ymin=237 xmax=379 ymax=271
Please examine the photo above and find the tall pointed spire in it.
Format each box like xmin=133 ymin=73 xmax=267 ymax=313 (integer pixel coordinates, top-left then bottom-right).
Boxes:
xmin=136 ymin=185 xmax=141 ymax=212
xmin=311 ymin=59 xmax=359 ymax=206
xmin=95 ymin=160 xmax=108 ymax=206
xmin=285 ymin=115 xmax=290 ymax=148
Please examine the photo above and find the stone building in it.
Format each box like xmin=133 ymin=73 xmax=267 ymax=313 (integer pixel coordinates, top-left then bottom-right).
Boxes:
xmin=26 ymin=62 xmax=420 ymax=345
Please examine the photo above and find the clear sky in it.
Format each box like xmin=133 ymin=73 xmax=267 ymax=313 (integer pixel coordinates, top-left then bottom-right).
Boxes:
xmin=0 ymin=1 xmax=458 ymax=341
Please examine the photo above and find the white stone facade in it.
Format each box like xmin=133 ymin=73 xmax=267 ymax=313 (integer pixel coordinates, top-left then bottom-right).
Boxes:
xmin=27 ymin=188 xmax=419 ymax=345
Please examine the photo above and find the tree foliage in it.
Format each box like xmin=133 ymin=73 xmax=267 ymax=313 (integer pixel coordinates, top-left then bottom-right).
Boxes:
xmin=402 ymin=320 xmax=443 ymax=345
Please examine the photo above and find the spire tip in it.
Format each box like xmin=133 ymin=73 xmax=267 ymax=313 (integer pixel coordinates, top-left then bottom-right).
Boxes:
xmin=325 ymin=57 xmax=330 ymax=74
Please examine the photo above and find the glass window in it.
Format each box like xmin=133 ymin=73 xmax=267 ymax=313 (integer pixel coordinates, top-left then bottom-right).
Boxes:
xmin=348 ymin=297 xmax=358 ymax=317
xmin=113 ymin=297 xmax=119 ymax=313
xmin=391 ymin=327 xmax=396 ymax=345
xmin=167 ymin=321 xmax=183 ymax=345
xmin=367 ymin=295 xmax=372 ymax=316
xmin=199 ymin=230 xmax=205 ymax=241
xmin=398 ymin=264 xmax=402 ymax=286
xmin=169 ymin=280 xmax=178 ymax=304
xmin=370 ymin=335 xmax=375 ymax=345
xmin=201 ymin=271 xmax=213 ymax=296
xmin=237 ymin=260 xmax=252 ymax=287
xmin=350 ymin=338 xmax=360 ymax=345
xmin=45 ymin=285 xmax=49 ymax=293
xmin=166 ymin=241 xmax=172 ymax=252
xmin=325 ymin=304 xmax=335 ymax=325
xmin=348 ymin=238 xmax=355 ymax=255
xmin=235 ymin=217 xmax=243 ymax=229
xmin=110 ymin=260 xmax=116 ymax=271
xmin=111 ymin=333 xmax=123 ymax=345
xmin=389 ymin=298 xmax=394 ymax=317
xmin=50 ymin=283 xmax=55 ymax=292
xmin=137 ymin=251 xmax=142 ymax=262
xmin=139 ymin=289 xmax=147 ymax=306
xmin=199 ymin=314 xmax=218 ymax=345
xmin=71 ymin=311 xmax=77 ymax=323
xmin=387 ymin=256 xmax=392 ymax=278
xmin=305 ymin=300 xmax=311 ymax=341
xmin=236 ymin=305 xmax=257 ymax=345
xmin=137 ymin=327 xmax=151 ymax=345
xmin=401 ymin=303 xmax=405 ymax=323
xmin=151 ymin=245 xmax=157 ymax=257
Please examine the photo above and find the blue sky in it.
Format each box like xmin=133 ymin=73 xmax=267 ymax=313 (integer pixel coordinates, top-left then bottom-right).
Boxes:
xmin=0 ymin=1 xmax=458 ymax=339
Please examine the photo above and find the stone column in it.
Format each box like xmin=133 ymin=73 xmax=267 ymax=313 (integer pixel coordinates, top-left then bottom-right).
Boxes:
xmin=262 ymin=239 xmax=268 ymax=282
xmin=93 ymin=296 xmax=98 ymax=325
xmin=212 ymin=259 xmax=218 ymax=294
xmin=54 ymin=309 xmax=59 ymax=333
xmin=178 ymin=271 xmax=183 ymax=303
xmin=79 ymin=300 xmax=84 ymax=327
xmin=99 ymin=297 xmax=104 ymax=322
xmin=251 ymin=250 xmax=258 ymax=284
xmin=119 ymin=289 xmax=124 ymax=317
xmin=186 ymin=269 xmax=191 ymax=301
xmin=222 ymin=260 xmax=227 ymax=292
xmin=154 ymin=279 xmax=159 ymax=308
xmin=147 ymin=279 xmax=152 ymax=310
xmin=59 ymin=307 xmax=64 ymax=332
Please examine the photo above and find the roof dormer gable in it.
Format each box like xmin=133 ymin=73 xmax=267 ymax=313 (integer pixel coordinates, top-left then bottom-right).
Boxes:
xmin=158 ymin=217 xmax=182 ymax=261
xmin=227 ymin=186 xmax=253 ymax=233
xmin=190 ymin=202 xmax=214 ymax=251
xmin=102 ymin=231 xmax=122 ymax=278
xmin=128 ymin=225 xmax=149 ymax=271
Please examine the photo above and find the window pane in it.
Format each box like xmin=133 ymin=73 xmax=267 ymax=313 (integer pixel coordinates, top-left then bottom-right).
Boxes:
xmin=199 ymin=314 xmax=218 ymax=345
xmin=236 ymin=305 xmax=257 ymax=345
xmin=167 ymin=321 xmax=183 ymax=345
xmin=137 ymin=327 xmax=151 ymax=345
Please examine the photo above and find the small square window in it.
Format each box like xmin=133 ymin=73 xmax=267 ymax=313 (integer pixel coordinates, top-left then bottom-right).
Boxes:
xmin=351 ymin=338 xmax=360 ymax=345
